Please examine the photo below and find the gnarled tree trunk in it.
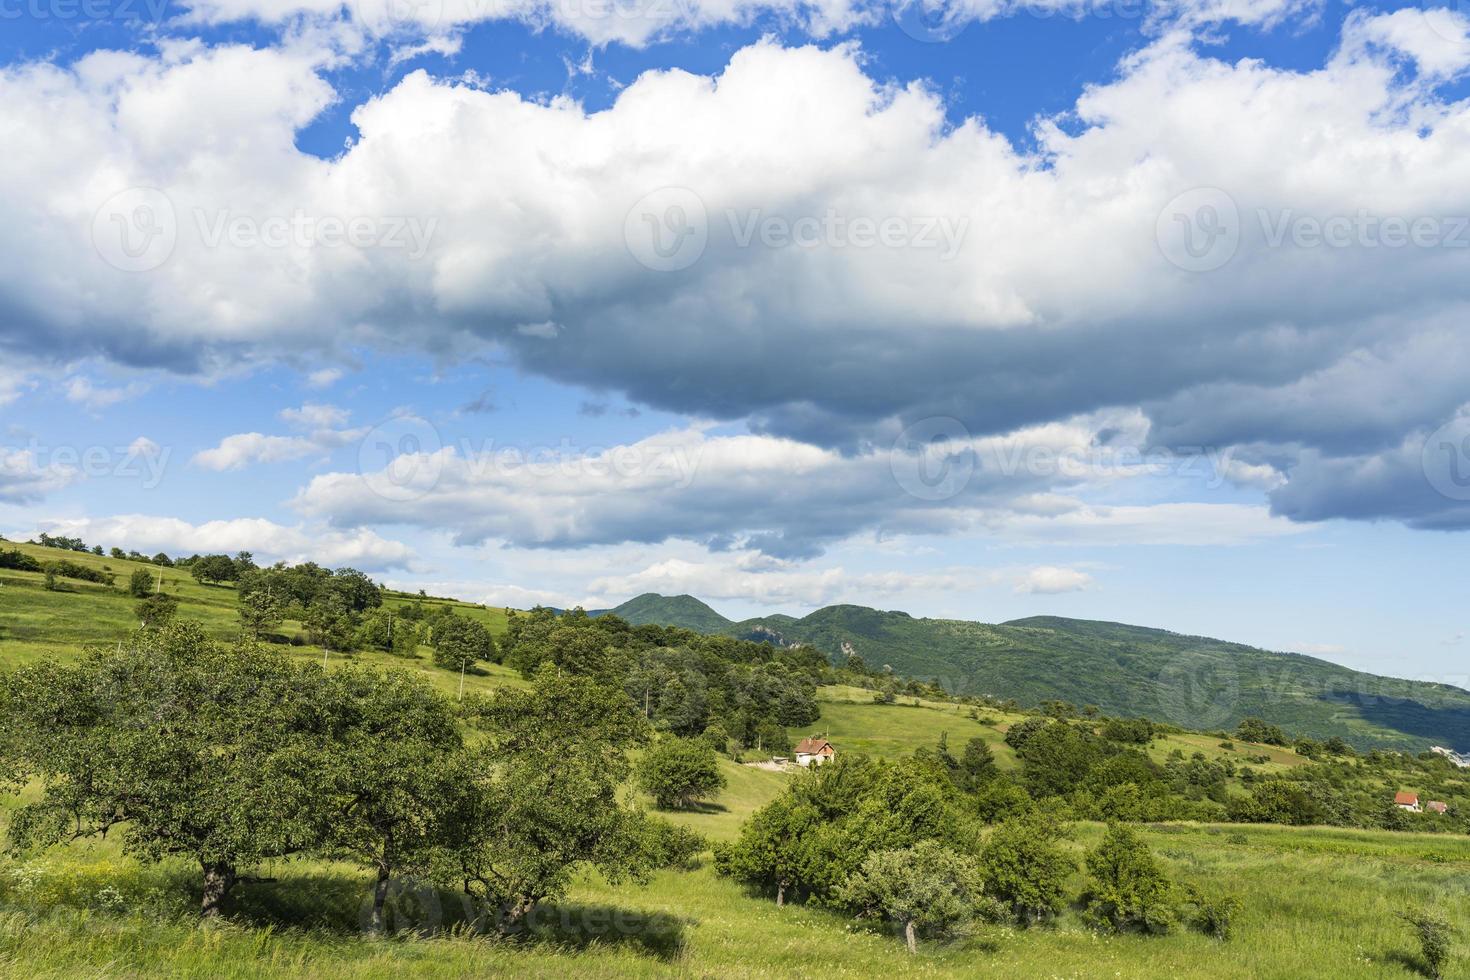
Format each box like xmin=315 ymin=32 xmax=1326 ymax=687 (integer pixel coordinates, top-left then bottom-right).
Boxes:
xmin=370 ymin=865 xmax=392 ymax=934
xmin=904 ymin=918 xmax=917 ymax=954
xmin=200 ymin=861 xmax=237 ymax=919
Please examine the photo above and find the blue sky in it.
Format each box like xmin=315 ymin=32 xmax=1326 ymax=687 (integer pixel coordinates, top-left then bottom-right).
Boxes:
xmin=2 ymin=0 xmax=1470 ymax=687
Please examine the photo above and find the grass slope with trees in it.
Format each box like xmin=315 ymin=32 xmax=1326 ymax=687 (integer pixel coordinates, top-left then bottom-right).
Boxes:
xmin=0 ymin=540 xmax=1467 ymax=978
xmin=599 ymin=593 xmax=1470 ymax=753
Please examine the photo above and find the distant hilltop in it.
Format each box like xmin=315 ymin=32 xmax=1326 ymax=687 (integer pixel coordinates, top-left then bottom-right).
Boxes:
xmin=594 ymin=593 xmax=1470 ymax=753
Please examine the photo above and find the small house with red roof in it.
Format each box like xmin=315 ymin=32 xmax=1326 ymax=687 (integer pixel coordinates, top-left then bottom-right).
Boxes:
xmin=1394 ymin=792 xmax=1422 ymax=812
xmin=794 ymin=736 xmax=836 ymax=767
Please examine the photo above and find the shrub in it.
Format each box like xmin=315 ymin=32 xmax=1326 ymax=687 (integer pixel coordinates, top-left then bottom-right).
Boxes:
xmin=1084 ymin=824 xmax=1176 ymax=934
xmin=128 ymin=569 xmax=154 ymax=598
xmin=978 ymin=813 xmax=1074 ymax=924
xmin=838 ymin=841 xmax=1001 ymax=953
xmin=638 ymin=737 xmax=726 ymax=810
xmin=632 ymin=814 xmax=707 ymax=870
xmin=0 ymin=548 xmax=42 ymax=573
xmin=135 ymin=593 xmax=179 ymax=629
xmin=1184 ymin=884 xmax=1240 ymax=940
xmin=1399 ymin=910 xmax=1453 ymax=979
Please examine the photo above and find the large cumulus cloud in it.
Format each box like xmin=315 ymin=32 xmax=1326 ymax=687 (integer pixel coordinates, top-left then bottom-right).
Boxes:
xmin=4 ymin=13 xmax=1470 ymax=530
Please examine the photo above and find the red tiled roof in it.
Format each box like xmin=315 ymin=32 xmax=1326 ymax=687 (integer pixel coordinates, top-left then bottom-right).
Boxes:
xmin=1394 ymin=791 xmax=1419 ymax=805
xmin=795 ymin=737 xmax=833 ymax=755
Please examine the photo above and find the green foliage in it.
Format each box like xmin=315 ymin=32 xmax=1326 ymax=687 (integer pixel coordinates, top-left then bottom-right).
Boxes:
xmin=0 ymin=548 xmax=43 ymax=573
xmin=611 ymin=597 xmax=1467 ymax=752
xmin=1084 ymin=824 xmax=1177 ymax=934
xmin=973 ymin=777 xmax=1034 ymax=824
xmin=977 ymin=813 xmax=1074 ymax=924
xmin=127 ymin=569 xmax=154 ymax=598
xmin=1184 ymin=886 xmax=1240 ymax=940
xmin=1101 ymin=717 xmax=1155 ymax=744
xmin=1004 ymin=716 xmax=1050 ymax=752
xmin=1018 ymin=721 xmax=1111 ymax=798
xmin=305 ymin=591 xmax=357 ymax=653
xmin=447 ymin=669 xmax=652 ymax=928
xmin=237 ymin=582 xmax=285 ymax=640
xmin=430 ymin=613 xmax=496 ymax=672
xmin=134 ymin=593 xmax=178 ymax=629
xmin=1235 ymin=717 xmax=1290 ymax=747
xmin=838 ymin=840 xmax=1000 ymax=953
xmin=312 ymin=667 xmax=466 ymax=933
xmin=189 ymin=554 xmax=239 ymax=585
xmin=1398 ymin=909 xmax=1454 ymax=979
xmin=638 ymin=737 xmax=726 ymax=810
xmin=957 ymin=737 xmax=998 ymax=789
xmin=0 ymin=624 xmax=337 ymax=915
xmin=1228 ymin=780 xmax=1328 ymax=826
xmin=716 ymin=757 xmax=964 ymax=906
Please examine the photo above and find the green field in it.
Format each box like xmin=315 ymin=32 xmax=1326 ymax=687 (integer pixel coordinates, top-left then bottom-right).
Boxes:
xmin=3 ymin=542 xmax=1467 ymax=977
xmin=0 ymin=541 xmax=518 ymax=700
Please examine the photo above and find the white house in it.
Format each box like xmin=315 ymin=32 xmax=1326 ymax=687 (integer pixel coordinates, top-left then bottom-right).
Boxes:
xmin=794 ymin=737 xmax=836 ymax=767
xmin=1395 ymin=791 xmax=1422 ymax=812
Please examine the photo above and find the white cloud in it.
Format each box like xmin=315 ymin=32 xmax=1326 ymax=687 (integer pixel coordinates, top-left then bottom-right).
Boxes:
xmin=306 ymin=367 xmax=344 ymax=388
xmin=2 ymin=23 xmax=1469 ymax=531
xmin=1014 ymin=565 xmax=1094 ymax=594
xmin=192 ymin=433 xmax=325 ymax=470
xmin=26 ymin=514 xmax=414 ymax=570
xmin=63 ymin=377 xmax=148 ymax=411
xmin=280 ymin=402 xmax=350 ymax=429
xmin=0 ymin=449 xmax=79 ymax=504
xmin=192 ymin=405 xmax=365 ymax=470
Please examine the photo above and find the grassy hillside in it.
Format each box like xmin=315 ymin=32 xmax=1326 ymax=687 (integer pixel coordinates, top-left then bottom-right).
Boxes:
xmin=610 ymin=595 xmax=1470 ymax=752
xmin=0 ymin=541 xmax=518 ymax=701
xmin=1 ymin=597 xmax=1466 ymax=979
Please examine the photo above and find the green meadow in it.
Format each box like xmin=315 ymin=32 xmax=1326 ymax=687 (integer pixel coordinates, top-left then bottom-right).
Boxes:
xmin=1 ymin=541 xmax=1466 ymax=978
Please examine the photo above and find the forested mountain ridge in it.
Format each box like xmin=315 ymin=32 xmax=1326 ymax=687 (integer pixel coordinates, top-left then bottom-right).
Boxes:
xmin=603 ymin=595 xmax=1470 ymax=751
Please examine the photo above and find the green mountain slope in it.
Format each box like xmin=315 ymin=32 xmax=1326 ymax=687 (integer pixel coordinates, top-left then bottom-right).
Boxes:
xmin=602 ymin=593 xmax=734 ymax=633
xmin=613 ymin=596 xmax=1470 ymax=752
